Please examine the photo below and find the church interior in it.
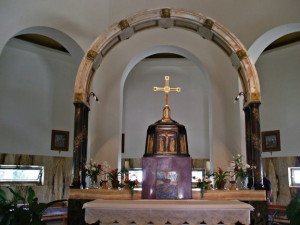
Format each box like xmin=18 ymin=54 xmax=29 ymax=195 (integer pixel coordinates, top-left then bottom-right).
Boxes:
xmin=0 ymin=1 xmax=300 ymax=224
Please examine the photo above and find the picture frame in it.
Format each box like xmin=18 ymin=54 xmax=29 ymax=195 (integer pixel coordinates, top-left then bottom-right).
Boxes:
xmin=51 ymin=130 xmax=69 ymax=151
xmin=261 ymin=130 xmax=281 ymax=152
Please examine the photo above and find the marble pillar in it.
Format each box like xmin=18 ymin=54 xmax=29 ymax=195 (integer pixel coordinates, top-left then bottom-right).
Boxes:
xmin=71 ymin=103 xmax=90 ymax=189
xmin=244 ymin=103 xmax=263 ymax=189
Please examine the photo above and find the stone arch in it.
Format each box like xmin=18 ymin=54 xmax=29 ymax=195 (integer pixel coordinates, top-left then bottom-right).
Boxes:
xmin=249 ymin=23 xmax=300 ymax=63
xmin=13 ymin=26 xmax=84 ymax=64
xmin=71 ymin=8 xmax=264 ymax=189
xmin=74 ymin=8 xmax=261 ymax=107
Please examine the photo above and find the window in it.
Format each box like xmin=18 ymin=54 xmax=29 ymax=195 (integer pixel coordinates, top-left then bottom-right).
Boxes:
xmin=128 ymin=168 xmax=143 ymax=183
xmin=192 ymin=168 xmax=205 ymax=188
xmin=288 ymin=167 xmax=300 ymax=187
xmin=192 ymin=168 xmax=204 ymax=182
xmin=0 ymin=165 xmax=44 ymax=185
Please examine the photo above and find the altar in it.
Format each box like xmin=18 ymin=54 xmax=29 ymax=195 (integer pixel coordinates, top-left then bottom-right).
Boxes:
xmin=83 ymin=199 xmax=254 ymax=225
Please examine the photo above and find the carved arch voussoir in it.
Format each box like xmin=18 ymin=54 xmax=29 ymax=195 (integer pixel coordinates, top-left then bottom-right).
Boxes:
xmin=74 ymin=8 xmax=261 ymax=106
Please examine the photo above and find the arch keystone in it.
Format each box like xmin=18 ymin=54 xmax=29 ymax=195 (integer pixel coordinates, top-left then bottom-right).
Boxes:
xmin=161 ymin=8 xmax=171 ymax=18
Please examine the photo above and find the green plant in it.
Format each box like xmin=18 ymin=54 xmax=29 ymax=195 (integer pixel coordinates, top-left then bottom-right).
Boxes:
xmin=108 ymin=169 xmax=121 ymax=181
xmin=211 ymin=167 xmax=229 ymax=184
xmin=0 ymin=187 xmax=66 ymax=225
xmin=287 ymin=196 xmax=300 ymax=225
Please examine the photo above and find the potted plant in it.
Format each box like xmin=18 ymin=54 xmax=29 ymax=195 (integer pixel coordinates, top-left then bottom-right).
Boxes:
xmin=211 ymin=167 xmax=229 ymax=189
xmin=0 ymin=187 xmax=66 ymax=225
xmin=108 ymin=169 xmax=121 ymax=189
xmin=287 ymin=196 xmax=300 ymax=225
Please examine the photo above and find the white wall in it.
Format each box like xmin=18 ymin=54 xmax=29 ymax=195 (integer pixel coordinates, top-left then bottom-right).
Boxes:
xmin=122 ymin=58 xmax=210 ymax=159
xmin=88 ymin=27 xmax=242 ymax=170
xmin=0 ymin=38 xmax=77 ymax=157
xmin=257 ymin=43 xmax=300 ymax=158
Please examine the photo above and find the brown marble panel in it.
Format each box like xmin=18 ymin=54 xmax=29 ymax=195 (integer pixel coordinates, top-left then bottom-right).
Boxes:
xmin=0 ymin=154 xmax=72 ymax=203
xmin=263 ymin=156 xmax=300 ymax=205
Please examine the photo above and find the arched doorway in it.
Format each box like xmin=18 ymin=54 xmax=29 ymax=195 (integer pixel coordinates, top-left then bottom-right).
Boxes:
xmin=72 ymin=8 xmax=262 ymax=189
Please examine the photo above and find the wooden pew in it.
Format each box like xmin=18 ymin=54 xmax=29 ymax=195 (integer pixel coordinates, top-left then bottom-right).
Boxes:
xmin=42 ymin=202 xmax=68 ymax=225
xmin=268 ymin=205 xmax=290 ymax=224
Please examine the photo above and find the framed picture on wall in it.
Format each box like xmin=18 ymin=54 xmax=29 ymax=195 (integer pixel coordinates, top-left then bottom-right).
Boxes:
xmin=51 ymin=130 xmax=69 ymax=151
xmin=261 ymin=130 xmax=281 ymax=152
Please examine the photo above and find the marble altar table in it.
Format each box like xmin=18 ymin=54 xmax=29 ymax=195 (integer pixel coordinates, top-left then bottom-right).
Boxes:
xmin=83 ymin=199 xmax=254 ymax=225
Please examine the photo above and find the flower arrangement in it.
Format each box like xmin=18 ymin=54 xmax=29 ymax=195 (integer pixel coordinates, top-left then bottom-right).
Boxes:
xmin=193 ymin=176 xmax=212 ymax=198
xmin=194 ymin=176 xmax=212 ymax=190
xmin=124 ymin=177 xmax=139 ymax=190
xmin=124 ymin=177 xmax=139 ymax=197
xmin=211 ymin=167 xmax=230 ymax=189
xmin=232 ymin=154 xmax=255 ymax=180
xmin=84 ymin=159 xmax=102 ymax=187
xmin=232 ymin=154 xmax=255 ymax=189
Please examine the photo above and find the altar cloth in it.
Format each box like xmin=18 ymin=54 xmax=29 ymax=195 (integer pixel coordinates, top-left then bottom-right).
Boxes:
xmin=83 ymin=199 xmax=254 ymax=225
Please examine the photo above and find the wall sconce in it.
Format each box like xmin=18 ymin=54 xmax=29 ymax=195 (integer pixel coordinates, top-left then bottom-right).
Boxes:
xmin=234 ymin=92 xmax=247 ymax=103
xmin=87 ymin=92 xmax=99 ymax=103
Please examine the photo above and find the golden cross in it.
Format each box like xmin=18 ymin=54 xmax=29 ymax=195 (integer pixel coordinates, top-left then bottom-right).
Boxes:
xmin=153 ymin=76 xmax=181 ymax=107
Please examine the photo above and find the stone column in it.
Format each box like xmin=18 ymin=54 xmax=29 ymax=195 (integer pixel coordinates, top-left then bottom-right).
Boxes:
xmin=244 ymin=106 xmax=253 ymax=189
xmin=71 ymin=103 xmax=90 ymax=188
xmin=244 ymin=103 xmax=263 ymax=189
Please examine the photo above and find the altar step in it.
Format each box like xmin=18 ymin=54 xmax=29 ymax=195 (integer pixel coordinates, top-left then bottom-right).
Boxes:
xmin=69 ymin=188 xmax=266 ymax=201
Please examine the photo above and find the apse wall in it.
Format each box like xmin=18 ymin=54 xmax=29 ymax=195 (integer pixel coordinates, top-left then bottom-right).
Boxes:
xmin=0 ymin=38 xmax=76 ymax=157
xmin=89 ymin=28 xmax=242 ymax=170
xmin=257 ymin=43 xmax=300 ymax=158
xmin=122 ymin=58 xmax=210 ymax=159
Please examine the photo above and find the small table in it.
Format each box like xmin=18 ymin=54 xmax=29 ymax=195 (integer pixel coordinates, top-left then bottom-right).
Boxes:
xmin=83 ymin=199 xmax=254 ymax=225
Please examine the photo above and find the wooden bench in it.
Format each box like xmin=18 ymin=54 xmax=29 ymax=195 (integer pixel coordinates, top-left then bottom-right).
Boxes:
xmin=268 ymin=205 xmax=290 ymax=224
xmin=42 ymin=202 xmax=68 ymax=225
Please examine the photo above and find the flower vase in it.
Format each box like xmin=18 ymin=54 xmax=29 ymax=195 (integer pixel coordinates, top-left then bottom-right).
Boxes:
xmin=240 ymin=178 xmax=248 ymax=190
xmin=111 ymin=180 xmax=120 ymax=189
xmin=215 ymin=181 xmax=226 ymax=190
xmin=101 ymin=180 xmax=108 ymax=189
xmin=89 ymin=177 xmax=99 ymax=189
xmin=129 ymin=188 xmax=134 ymax=199
xmin=237 ymin=177 xmax=248 ymax=190
xmin=123 ymin=183 xmax=129 ymax=190
xmin=229 ymin=181 xmax=237 ymax=190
